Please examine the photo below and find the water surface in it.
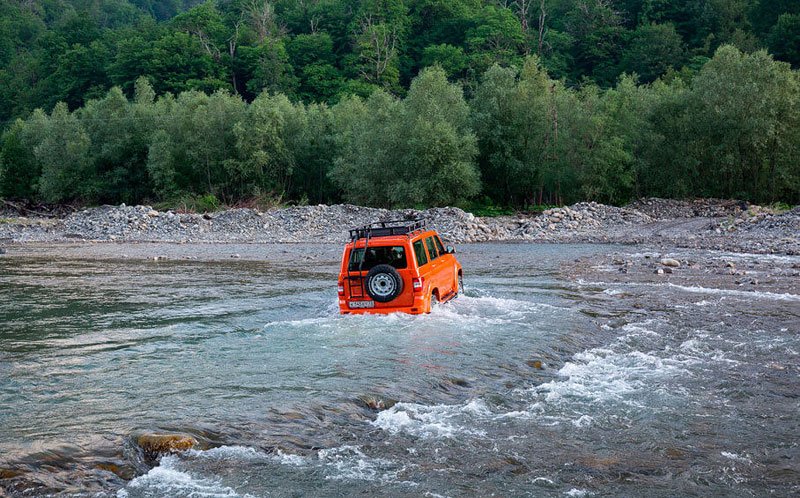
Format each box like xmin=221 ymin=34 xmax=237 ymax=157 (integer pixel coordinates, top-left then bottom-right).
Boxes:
xmin=0 ymin=243 xmax=798 ymax=497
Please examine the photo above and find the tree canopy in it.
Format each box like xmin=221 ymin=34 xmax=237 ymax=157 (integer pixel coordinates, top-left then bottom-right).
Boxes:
xmin=1 ymin=1 xmax=799 ymax=208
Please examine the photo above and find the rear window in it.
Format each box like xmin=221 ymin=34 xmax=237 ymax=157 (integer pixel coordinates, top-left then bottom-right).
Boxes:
xmin=413 ymin=239 xmax=428 ymax=267
xmin=348 ymin=245 xmax=408 ymax=271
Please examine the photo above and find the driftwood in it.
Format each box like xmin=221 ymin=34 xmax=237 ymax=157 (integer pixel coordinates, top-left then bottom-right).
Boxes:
xmin=1 ymin=199 xmax=77 ymax=218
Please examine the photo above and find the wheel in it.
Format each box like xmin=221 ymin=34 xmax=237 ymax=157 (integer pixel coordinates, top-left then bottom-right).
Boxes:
xmin=365 ymin=264 xmax=403 ymax=303
xmin=428 ymin=292 xmax=439 ymax=312
xmin=456 ymin=274 xmax=464 ymax=297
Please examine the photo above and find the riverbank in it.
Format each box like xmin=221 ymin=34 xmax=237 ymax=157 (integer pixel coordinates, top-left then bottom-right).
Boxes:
xmin=0 ymin=198 xmax=798 ymax=255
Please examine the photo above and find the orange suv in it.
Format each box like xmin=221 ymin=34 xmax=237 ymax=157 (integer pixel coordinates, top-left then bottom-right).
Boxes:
xmin=338 ymin=220 xmax=463 ymax=314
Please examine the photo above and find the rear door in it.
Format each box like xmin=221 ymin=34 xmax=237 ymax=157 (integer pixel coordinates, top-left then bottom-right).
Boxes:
xmin=424 ymin=236 xmax=443 ymax=295
xmin=345 ymin=244 xmax=414 ymax=307
xmin=434 ymin=235 xmax=456 ymax=295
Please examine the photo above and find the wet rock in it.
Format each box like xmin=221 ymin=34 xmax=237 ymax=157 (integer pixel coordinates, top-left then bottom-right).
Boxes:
xmin=358 ymin=394 xmax=396 ymax=411
xmin=447 ymin=377 xmax=471 ymax=387
xmin=484 ymin=456 xmax=529 ymax=476
xmin=655 ymin=268 xmax=665 ymax=275
xmin=526 ymin=360 xmax=544 ymax=369
xmin=137 ymin=434 xmax=198 ymax=457
xmin=665 ymin=448 xmax=687 ymax=460
xmin=0 ymin=468 xmax=23 ymax=479
xmin=96 ymin=463 xmax=135 ymax=480
xmin=660 ymin=258 xmax=681 ymax=268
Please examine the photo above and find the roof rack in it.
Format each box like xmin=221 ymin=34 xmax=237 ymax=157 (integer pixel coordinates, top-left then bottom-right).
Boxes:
xmin=349 ymin=219 xmax=426 ymax=241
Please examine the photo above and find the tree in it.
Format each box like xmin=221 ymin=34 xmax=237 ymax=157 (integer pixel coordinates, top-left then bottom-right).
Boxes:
xmin=394 ymin=65 xmax=480 ymax=206
xmin=35 ymin=103 xmax=92 ymax=202
xmin=331 ymin=66 xmax=479 ymax=207
xmin=768 ymin=14 xmax=800 ymax=68
xmin=471 ymin=57 xmax=557 ymax=206
xmin=421 ymin=43 xmax=468 ymax=77
xmin=146 ymin=89 xmax=246 ymax=200
xmin=620 ymin=23 xmax=686 ymax=82
xmin=0 ymin=118 xmax=42 ymax=199
xmin=565 ymin=0 xmax=625 ymax=85
xmin=233 ymin=92 xmax=297 ymax=196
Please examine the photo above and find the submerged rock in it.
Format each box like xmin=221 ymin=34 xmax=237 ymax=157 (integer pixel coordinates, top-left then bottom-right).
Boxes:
xmin=96 ymin=462 xmax=135 ymax=480
xmin=0 ymin=468 xmax=23 ymax=479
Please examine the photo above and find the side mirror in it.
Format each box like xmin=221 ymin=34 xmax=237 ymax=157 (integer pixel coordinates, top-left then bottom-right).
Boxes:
xmin=446 ymin=245 xmax=455 ymax=254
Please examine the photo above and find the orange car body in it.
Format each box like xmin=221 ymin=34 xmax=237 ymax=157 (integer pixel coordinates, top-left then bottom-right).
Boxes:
xmin=338 ymin=222 xmax=462 ymax=315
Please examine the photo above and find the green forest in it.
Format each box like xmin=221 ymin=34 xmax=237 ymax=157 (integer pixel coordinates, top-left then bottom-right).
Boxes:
xmin=1 ymin=0 xmax=799 ymax=209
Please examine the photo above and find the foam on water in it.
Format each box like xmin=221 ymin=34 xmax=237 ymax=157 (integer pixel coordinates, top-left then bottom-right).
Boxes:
xmin=666 ymin=283 xmax=800 ymax=302
xmin=576 ymin=278 xmax=800 ymax=302
xmin=317 ymin=445 xmax=412 ymax=484
xmin=122 ymin=455 xmax=249 ymax=498
xmin=565 ymin=489 xmax=594 ymax=497
xmin=372 ymin=400 xmax=490 ymax=439
xmin=186 ymin=445 xmax=286 ymax=463
xmin=721 ymin=451 xmax=753 ymax=464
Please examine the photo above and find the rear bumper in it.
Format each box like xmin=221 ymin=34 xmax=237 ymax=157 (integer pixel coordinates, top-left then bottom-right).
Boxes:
xmin=338 ymin=295 xmax=427 ymax=315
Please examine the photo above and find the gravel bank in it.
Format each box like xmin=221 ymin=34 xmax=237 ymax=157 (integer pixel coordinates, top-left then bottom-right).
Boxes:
xmin=0 ymin=198 xmax=797 ymax=255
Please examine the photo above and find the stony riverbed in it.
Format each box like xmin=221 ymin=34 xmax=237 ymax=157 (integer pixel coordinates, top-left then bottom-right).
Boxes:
xmin=1 ymin=198 xmax=798 ymax=254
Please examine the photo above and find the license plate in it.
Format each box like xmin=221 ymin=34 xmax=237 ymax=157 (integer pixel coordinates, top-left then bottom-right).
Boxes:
xmin=349 ymin=300 xmax=375 ymax=309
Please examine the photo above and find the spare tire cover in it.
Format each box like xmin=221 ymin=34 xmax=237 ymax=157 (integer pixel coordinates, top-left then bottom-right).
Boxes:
xmin=365 ymin=264 xmax=404 ymax=303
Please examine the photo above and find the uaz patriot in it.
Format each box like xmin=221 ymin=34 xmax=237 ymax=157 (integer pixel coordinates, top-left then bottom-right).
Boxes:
xmin=338 ymin=220 xmax=463 ymax=314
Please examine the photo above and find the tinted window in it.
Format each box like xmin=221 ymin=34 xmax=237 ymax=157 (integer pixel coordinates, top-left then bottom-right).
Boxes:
xmin=425 ymin=237 xmax=438 ymax=260
xmin=413 ymin=239 xmax=428 ymax=267
xmin=348 ymin=245 xmax=408 ymax=271
xmin=434 ymin=236 xmax=446 ymax=256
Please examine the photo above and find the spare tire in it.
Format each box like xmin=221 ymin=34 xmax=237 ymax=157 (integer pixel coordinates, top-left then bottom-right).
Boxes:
xmin=366 ymin=264 xmax=403 ymax=303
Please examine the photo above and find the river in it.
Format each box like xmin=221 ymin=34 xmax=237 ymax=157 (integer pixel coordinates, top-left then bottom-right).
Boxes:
xmin=1 ymin=243 xmax=798 ymax=497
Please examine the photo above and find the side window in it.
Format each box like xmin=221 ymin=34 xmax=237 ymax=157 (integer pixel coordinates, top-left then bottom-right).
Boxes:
xmin=434 ymin=236 xmax=446 ymax=256
xmin=413 ymin=240 xmax=428 ymax=267
xmin=425 ymin=237 xmax=439 ymax=261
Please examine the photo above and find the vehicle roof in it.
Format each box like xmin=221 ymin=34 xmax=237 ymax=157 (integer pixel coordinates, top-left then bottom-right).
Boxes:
xmin=346 ymin=229 xmax=440 ymax=247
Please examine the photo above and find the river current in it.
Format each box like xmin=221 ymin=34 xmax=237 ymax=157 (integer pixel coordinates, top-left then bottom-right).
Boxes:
xmin=0 ymin=243 xmax=798 ymax=497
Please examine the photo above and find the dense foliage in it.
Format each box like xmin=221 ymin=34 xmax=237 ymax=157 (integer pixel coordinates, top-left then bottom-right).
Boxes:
xmin=1 ymin=1 xmax=799 ymax=208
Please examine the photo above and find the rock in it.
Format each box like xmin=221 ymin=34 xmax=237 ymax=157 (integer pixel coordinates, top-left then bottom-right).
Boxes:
xmin=96 ymin=463 xmax=135 ymax=480
xmin=660 ymin=258 xmax=681 ymax=268
xmin=725 ymin=261 xmax=736 ymax=268
xmin=358 ymin=394 xmax=396 ymax=411
xmin=0 ymin=468 xmax=23 ymax=479
xmin=526 ymin=360 xmax=544 ymax=369
xmin=147 ymin=210 xmax=159 ymax=217
xmin=0 ymin=247 xmax=5 ymax=254
xmin=137 ymin=434 xmax=198 ymax=457
xmin=655 ymin=268 xmax=665 ymax=275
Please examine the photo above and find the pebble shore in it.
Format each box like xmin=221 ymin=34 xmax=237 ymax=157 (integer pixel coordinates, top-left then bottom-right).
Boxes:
xmin=1 ymin=198 xmax=797 ymax=255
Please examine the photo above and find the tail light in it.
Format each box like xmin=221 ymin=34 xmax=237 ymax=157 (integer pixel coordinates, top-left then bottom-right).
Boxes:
xmin=337 ymin=282 xmax=345 ymax=296
xmin=412 ymin=277 xmax=424 ymax=293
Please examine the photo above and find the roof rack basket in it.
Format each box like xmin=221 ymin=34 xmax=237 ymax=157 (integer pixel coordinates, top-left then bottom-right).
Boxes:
xmin=349 ymin=219 xmax=426 ymax=242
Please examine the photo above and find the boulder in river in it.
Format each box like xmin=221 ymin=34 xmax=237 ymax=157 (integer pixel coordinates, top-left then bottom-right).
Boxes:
xmin=137 ymin=434 xmax=198 ymax=457
xmin=358 ymin=394 xmax=397 ymax=411
xmin=660 ymin=258 xmax=681 ymax=268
